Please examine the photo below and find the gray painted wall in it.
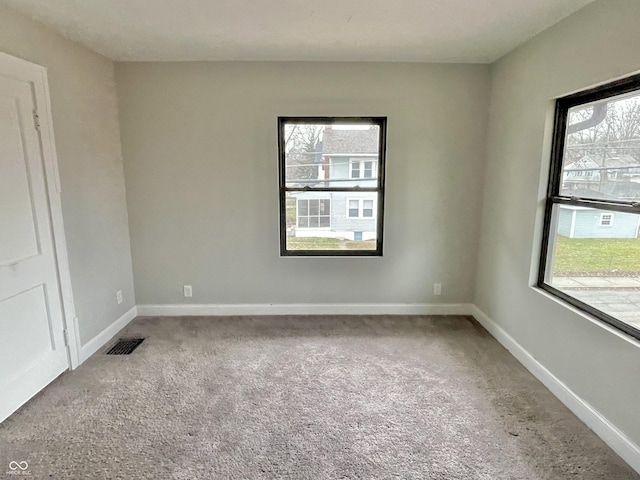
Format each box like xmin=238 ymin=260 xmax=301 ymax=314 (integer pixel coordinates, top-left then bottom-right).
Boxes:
xmin=0 ymin=6 xmax=135 ymax=345
xmin=475 ymin=0 xmax=640 ymax=446
xmin=115 ymin=61 xmax=490 ymax=305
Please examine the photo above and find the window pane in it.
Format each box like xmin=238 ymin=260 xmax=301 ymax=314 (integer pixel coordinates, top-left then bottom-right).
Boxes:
xmin=363 ymin=199 xmax=374 ymax=218
xmin=363 ymin=161 xmax=373 ymax=178
xmin=286 ymin=193 xmax=378 ymax=251
xmin=298 ymin=199 xmax=308 ymax=216
xmin=309 ymin=199 xmax=319 ymax=215
xmin=320 ymin=199 xmax=330 ymax=214
xmin=545 ymin=204 xmax=640 ymax=330
xmin=283 ymin=122 xmax=381 ymax=188
xmin=562 ymin=91 xmax=640 ymax=202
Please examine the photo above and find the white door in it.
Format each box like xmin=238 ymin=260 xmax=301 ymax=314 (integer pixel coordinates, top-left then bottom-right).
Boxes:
xmin=0 ymin=63 xmax=69 ymax=423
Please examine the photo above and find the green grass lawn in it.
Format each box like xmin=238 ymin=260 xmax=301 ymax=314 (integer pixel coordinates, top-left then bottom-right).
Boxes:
xmin=287 ymin=237 xmax=376 ymax=251
xmin=554 ymin=236 xmax=640 ymax=274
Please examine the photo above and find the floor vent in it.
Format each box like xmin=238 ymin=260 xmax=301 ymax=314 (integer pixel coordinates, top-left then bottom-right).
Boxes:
xmin=106 ymin=338 xmax=145 ymax=355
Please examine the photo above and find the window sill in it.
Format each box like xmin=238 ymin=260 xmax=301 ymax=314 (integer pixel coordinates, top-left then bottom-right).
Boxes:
xmin=530 ymin=285 xmax=640 ymax=348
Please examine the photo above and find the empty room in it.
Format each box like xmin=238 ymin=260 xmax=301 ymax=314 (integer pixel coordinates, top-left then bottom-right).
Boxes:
xmin=1 ymin=0 xmax=639 ymax=478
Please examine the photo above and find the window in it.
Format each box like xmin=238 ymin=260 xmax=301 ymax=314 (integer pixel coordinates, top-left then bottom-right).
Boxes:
xmin=599 ymin=213 xmax=614 ymax=227
xmin=539 ymin=74 xmax=640 ymax=340
xmin=350 ymin=159 xmax=376 ymax=179
xmin=278 ymin=117 xmax=387 ymax=256
xmin=347 ymin=199 xmax=375 ymax=218
xmin=297 ymin=199 xmax=330 ymax=228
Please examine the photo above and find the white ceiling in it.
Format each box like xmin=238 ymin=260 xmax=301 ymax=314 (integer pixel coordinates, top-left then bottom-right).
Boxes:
xmin=1 ymin=0 xmax=595 ymax=63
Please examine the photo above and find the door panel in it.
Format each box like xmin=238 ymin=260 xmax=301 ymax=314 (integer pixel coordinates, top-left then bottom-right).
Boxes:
xmin=0 ymin=68 xmax=68 ymax=423
xmin=0 ymin=286 xmax=52 ymax=376
xmin=0 ymin=94 xmax=39 ymax=264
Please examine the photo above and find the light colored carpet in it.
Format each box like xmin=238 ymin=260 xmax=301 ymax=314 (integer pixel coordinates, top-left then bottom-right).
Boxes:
xmin=0 ymin=315 xmax=637 ymax=479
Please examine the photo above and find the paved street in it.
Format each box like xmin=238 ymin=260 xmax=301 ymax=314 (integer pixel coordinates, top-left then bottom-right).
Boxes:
xmin=553 ymin=277 xmax=640 ymax=330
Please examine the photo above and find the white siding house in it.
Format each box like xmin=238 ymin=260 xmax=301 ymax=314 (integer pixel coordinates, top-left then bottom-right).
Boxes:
xmin=292 ymin=127 xmax=380 ymax=241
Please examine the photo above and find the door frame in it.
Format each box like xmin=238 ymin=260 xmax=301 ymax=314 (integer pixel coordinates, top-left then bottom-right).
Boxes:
xmin=0 ymin=52 xmax=80 ymax=369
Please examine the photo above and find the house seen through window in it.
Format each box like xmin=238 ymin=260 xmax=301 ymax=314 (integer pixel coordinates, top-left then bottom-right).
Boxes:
xmin=539 ymin=74 xmax=640 ymax=339
xmin=278 ymin=117 xmax=386 ymax=256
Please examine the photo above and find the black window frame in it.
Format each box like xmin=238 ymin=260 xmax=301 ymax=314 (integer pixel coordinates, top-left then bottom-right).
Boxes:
xmin=538 ymin=73 xmax=640 ymax=340
xmin=278 ymin=116 xmax=387 ymax=257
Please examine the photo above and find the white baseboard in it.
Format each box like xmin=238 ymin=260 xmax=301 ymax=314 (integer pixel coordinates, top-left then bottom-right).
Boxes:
xmin=78 ymin=306 xmax=138 ymax=365
xmin=136 ymin=303 xmax=475 ymax=317
xmin=469 ymin=305 xmax=640 ymax=474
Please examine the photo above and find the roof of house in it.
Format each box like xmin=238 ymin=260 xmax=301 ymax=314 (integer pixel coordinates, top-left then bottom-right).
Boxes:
xmin=321 ymin=127 xmax=379 ymax=155
xmin=564 ymin=156 xmax=599 ymax=170
xmin=565 ymin=155 xmax=639 ymax=169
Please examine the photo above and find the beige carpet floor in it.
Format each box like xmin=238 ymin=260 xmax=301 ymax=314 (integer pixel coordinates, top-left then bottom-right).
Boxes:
xmin=0 ymin=315 xmax=637 ymax=479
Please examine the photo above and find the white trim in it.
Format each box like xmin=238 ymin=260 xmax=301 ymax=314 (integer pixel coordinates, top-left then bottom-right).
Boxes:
xmin=36 ymin=61 xmax=82 ymax=369
xmin=469 ymin=305 xmax=640 ymax=474
xmin=137 ymin=303 xmax=474 ymax=317
xmin=0 ymin=53 xmax=80 ymax=369
xmin=599 ymin=212 xmax=614 ymax=227
xmin=78 ymin=306 xmax=138 ymax=364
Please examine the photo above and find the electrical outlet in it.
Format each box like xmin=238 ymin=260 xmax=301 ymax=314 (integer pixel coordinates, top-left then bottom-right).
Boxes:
xmin=433 ymin=283 xmax=442 ymax=296
xmin=183 ymin=285 xmax=193 ymax=298
xmin=116 ymin=290 xmax=123 ymax=305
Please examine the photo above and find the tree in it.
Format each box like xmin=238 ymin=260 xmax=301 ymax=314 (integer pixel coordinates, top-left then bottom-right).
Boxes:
xmin=284 ymin=124 xmax=323 ymax=185
xmin=566 ymin=96 xmax=640 ymax=164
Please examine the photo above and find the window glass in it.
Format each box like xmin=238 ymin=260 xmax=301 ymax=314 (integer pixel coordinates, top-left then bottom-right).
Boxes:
xmin=283 ymin=123 xmax=380 ymax=189
xmin=363 ymin=161 xmax=373 ymax=178
xmin=363 ymin=200 xmax=374 ymax=217
xmin=561 ymin=91 xmax=640 ymax=203
xmin=348 ymin=200 xmax=359 ymax=218
xmin=279 ymin=118 xmax=386 ymax=255
xmin=545 ymin=206 xmax=640 ymax=331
